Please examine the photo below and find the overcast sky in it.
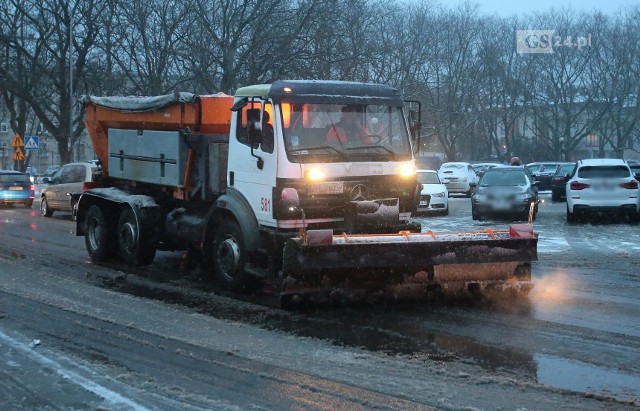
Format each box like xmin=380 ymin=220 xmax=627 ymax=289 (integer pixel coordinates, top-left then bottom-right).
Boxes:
xmin=470 ymin=0 xmax=636 ymax=16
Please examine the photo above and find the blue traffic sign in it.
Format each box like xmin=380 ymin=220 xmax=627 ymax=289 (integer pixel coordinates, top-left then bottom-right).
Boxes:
xmin=24 ymin=136 xmax=39 ymax=150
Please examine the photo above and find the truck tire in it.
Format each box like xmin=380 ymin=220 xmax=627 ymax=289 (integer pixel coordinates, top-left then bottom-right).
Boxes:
xmin=117 ymin=207 xmax=156 ymax=267
xmin=40 ymin=196 xmax=53 ymax=217
xmin=85 ymin=205 xmax=116 ymax=262
xmin=212 ymin=220 xmax=250 ymax=291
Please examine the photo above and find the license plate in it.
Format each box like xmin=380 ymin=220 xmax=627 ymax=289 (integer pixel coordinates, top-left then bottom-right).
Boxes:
xmin=309 ymin=182 xmax=344 ymax=195
xmin=494 ymin=202 xmax=512 ymax=210
xmin=419 ymin=200 xmax=428 ymax=206
xmin=9 ymin=186 xmax=22 ymax=191
xmin=593 ymin=183 xmax=615 ymax=191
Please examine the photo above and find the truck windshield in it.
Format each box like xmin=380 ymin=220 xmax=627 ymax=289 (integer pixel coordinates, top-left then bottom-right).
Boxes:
xmin=281 ymin=103 xmax=412 ymax=163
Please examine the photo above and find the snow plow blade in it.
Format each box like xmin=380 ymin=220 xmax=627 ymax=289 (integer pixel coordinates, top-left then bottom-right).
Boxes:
xmin=281 ymin=225 xmax=537 ymax=302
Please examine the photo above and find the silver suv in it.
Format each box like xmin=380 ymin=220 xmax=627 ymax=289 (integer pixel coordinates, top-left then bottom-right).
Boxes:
xmin=40 ymin=162 xmax=99 ymax=218
xmin=566 ymin=158 xmax=639 ymax=222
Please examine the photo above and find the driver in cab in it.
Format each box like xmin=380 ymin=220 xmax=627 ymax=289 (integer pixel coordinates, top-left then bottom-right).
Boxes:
xmin=326 ymin=105 xmax=371 ymax=145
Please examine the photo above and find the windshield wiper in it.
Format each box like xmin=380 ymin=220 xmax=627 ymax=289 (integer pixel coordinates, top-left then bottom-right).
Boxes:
xmin=344 ymin=145 xmax=397 ymax=159
xmin=290 ymin=146 xmax=349 ymax=160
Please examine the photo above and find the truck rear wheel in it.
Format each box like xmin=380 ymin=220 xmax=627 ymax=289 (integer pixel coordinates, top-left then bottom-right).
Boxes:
xmin=212 ymin=220 xmax=250 ymax=291
xmin=117 ymin=207 xmax=156 ymax=267
xmin=85 ymin=205 xmax=116 ymax=262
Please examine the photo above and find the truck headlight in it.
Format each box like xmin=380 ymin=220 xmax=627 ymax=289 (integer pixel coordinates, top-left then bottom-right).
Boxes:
xmin=305 ymin=168 xmax=326 ymax=181
xmin=399 ymin=165 xmax=415 ymax=178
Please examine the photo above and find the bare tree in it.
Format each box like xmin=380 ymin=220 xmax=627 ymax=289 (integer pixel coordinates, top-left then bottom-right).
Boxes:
xmin=528 ymin=9 xmax=607 ymax=161
xmin=475 ymin=16 xmax=537 ymax=162
xmin=589 ymin=8 xmax=640 ymax=157
xmin=0 ymin=0 xmax=108 ymax=165
xmin=416 ymin=3 xmax=483 ymax=161
xmin=108 ymin=0 xmax=193 ymax=95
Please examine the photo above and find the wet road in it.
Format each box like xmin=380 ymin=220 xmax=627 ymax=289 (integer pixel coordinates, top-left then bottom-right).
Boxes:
xmin=0 ymin=194 xmax=639 ymax=409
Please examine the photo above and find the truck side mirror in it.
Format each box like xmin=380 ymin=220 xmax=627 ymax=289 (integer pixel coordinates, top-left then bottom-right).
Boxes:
xmin=247 ymin=120 xmax=264 ymax=170
xmin=247 ymin=120 xmax=262 ymax=147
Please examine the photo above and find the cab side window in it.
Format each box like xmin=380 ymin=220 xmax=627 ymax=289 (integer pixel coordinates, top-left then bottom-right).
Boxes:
xmin=260 ymin=102 xmax=274 ymax=154
xmin=235 ymin=103 xmax=261 ymax=147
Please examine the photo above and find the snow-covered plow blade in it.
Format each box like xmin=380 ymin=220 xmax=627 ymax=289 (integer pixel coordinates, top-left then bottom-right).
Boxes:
xmin=281 ymin=225 xmax=537 ymax=304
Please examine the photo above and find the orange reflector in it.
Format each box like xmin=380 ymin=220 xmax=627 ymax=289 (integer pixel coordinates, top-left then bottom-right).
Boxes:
xmin=510 ymin=224 xmax=534 ymax=238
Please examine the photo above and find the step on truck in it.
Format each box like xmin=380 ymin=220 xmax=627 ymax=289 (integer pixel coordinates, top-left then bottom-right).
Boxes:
xmin=76 ymin=80 xmax=537 ymax=304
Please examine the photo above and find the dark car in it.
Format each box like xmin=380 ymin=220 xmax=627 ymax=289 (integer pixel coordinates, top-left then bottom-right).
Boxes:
xmin=550 ymin=162 xmax=577 ymax=202
xmin=526 ymin=162 xmax=567 ymax=191
xmin=471 ymin=162 xmax=500 ymax=179
xmin=628 ymin=160 xmax=640 ymax=181
xmin=471 ymin=166 xmax=539 ymax=221
xmin=0 ymin=170 xmax=35 ymax=208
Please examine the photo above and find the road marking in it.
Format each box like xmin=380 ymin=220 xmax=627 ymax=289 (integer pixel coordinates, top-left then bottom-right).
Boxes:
xmin=0 ymin=330 xmax=148 ymax=411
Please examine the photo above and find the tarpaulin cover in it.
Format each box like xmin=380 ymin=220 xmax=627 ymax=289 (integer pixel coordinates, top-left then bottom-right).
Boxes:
xmin=80 ymin=92 xmax=199 ymax=112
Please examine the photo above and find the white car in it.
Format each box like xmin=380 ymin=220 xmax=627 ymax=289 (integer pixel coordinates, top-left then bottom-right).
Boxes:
xmin=40 ymin=162 xmax=99 ymax=218
xmin=414 ymin=170 xmax=448 ymax=215
xmin=566 ymin=158 xmax=640 ymax=222
xmin=437 ymin=162 xmax=479 ymax=197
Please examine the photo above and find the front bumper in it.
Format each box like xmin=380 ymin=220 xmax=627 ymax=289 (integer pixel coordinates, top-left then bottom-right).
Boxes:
xmin=416 ymin=194 xmax=447 ymax=212
xmin=473 ymin=200 xmax=532 ymax=214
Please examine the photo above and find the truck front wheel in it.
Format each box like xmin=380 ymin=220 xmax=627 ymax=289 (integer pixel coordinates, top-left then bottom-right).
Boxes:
xmin=117 ymin=207 xmax=156 ymax=267
xmin=212 ymin=220 xmax=249 ymax=291
xmin=85 ymin=205 xmax=116 ymax=262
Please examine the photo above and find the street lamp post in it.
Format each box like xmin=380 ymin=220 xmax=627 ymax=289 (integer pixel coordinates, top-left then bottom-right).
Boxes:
xmin=68 ymin=3 xmax=74 ymax=161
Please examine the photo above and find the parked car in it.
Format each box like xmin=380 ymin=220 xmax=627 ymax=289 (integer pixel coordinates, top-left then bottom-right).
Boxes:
xmin=550 ymin=162 xmax=577 ymax=202
xmin=414 ymin=169 xmax=449 ymax=215
xmin=471 ymin=162 xmax=500 ymax=179
xmin=566 ymin=158 xmax=639 ymax=223
xmin=437 ymin=162 xmax=479 ymax=197
xmin=0 ymin=170 xmax=35 ymax=208
xmin=627 ymin=160 xmax=640 ymax=181
xmin=40 ymin=162 xmax=99 ymax=218
xmin=526 ymin=162 xmax=567 ymax=191
xmin=471 ymin=166 xmax=538 ymax=221
xmin=44 ymin=165 xmax=61 ymax=177
xmin=25 ymin=166 xmax=38 ymax=183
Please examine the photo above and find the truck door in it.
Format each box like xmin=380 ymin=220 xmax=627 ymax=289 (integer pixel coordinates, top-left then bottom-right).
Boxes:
xmin=229 ymin=99 xmax=277 ymax=227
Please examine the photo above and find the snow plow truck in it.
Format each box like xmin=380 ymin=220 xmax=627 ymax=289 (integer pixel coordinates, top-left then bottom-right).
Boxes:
xmin=76 ymin=80 xmax=537 ymax=304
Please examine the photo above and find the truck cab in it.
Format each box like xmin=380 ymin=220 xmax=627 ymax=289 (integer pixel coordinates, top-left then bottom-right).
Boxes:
xmin=228 ymin=80 xmax=420 ymax=237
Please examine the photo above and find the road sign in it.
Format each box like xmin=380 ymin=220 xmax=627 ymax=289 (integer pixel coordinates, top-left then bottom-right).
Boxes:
xmin=24 ymin=136 xmax=39 ymax=150
xmin=10 ymin=133 xmax=24 ymax=147
xmin=13 ymin=147 xmax=25 ymax=161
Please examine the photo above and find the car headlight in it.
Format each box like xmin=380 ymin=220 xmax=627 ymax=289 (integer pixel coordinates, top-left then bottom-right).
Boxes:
xmin=474 ymin=194 xmax=486 ymax=201
xmin=432 ymin=192 xmax=445 ymax=198
xmin=516 ymin=193 xmax=531 ymax=201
